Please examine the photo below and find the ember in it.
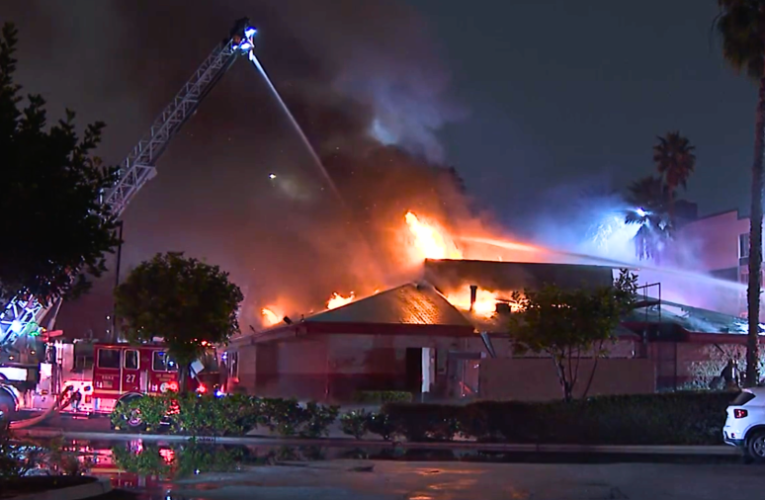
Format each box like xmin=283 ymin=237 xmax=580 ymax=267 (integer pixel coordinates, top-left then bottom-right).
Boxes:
xmin=327 ymin=292 xmax=355 ymax=309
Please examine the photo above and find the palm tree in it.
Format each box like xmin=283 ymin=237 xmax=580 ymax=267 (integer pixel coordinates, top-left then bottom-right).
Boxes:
xmin=716 ymin=0 xmax=765 ymax=386
xmin=653 ymin=131 xmax=696 ymax=223
xmin=624 ymin=176 xmax=672 ymax=260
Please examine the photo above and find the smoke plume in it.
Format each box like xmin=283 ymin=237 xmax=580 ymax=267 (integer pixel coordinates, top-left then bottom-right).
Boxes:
xmin=0 ymin=0 xmax=471 ymax=335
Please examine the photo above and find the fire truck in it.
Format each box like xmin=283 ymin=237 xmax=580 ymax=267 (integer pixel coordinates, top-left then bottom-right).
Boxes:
xmin=0 ymin=18 xmax=258 ymax=420
xmin=0 ymin=340 xmax=219 ymax=424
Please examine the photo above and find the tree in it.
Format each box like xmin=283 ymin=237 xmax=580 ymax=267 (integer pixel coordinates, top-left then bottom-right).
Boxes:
xmin=716 ymin=1 xmax=765 ymax=386
xmin=624 ymin=176 xmax=672 ymax=260
xmin=114 ymin=252 xmax=244 ymax=392
xmin=0 ymin=23 xmax=119 ymax=307
xmin=653 ymin=131 xmax=696 ymax=222
xmin=508 ymin=269 xmax=638 ymax=402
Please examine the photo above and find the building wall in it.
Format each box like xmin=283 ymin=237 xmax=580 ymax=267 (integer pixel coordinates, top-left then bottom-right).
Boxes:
xmin=649 ymin=341 xmax=749 ymax=389
xmin=479 ymin=358 xmax=655 ymax=401
xmin=488 ymin=336 xmax=638 ymax=359
xmin=669 ymin=210 xmax=749 ymax=277
xmin=231 ymin=333 xmax=488 ymax=402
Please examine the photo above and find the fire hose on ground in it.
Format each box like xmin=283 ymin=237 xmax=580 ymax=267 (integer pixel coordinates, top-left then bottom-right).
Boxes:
xmin=9 ymin=386 xmax=74 ymax=430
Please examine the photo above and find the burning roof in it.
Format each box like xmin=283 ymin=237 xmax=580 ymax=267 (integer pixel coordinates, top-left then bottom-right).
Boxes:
xmin=305 ymin=282 xmax=473 ymax=328
xmin=423 ymin=259 xmax=615 ymax=295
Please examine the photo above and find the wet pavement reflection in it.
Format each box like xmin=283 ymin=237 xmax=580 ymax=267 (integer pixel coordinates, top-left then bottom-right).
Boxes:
xmin=21 ymin=438 xmax=764 ymax=499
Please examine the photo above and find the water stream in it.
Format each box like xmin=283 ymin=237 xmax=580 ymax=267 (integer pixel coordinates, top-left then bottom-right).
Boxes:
xmin=247 ymin=52 xmax=343 ymax=202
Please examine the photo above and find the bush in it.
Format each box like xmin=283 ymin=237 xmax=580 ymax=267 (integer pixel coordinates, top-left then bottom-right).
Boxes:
xmin=460 ymin=391 xmax=737 ymax=445
xmin=110 ymin=395 xmax=338 ymax=438
xmin=0 ymin=422 xmax=44 ymax=479
xmin=340 ymin=409 xmax=371 ymax=440
xmin=300 ymin=402 xmax=340 ymax=438
xmin=366 ymin=412 xmax=396 ymax=441
xmin=111 ymin=395 xmax=173 ymax=432
xmin=382 ymin=403 xmax=461 ymax=442
xmin=109 ymin=391 xmax=738 ymax=445
xmin=353 ymin=391 xmax=413 ymax=405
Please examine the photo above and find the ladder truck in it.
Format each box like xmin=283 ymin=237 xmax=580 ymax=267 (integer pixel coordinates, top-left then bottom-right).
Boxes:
xmin=0 ymin=18 xmax=259 ymax=419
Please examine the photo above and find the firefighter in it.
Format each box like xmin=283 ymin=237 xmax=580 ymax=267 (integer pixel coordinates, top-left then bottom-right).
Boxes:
xmin=70 ymin=388 xmax=82 ymax=412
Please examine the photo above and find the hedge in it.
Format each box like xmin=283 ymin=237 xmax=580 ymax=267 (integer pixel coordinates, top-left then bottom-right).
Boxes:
xmin=111 ymin=391 xmax=739 ymax=445
xmin=111 ymin=394 xmax=339 ymax=438
xmin=352 ymin=391 xmax=413 ymax=405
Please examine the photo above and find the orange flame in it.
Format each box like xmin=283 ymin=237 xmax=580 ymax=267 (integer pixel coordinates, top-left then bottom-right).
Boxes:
xmin=327 ymin=292 xmax=355 ymax=310
xmin=261 ymin=307 xmax=282 ymax=327
xmin=445 ymin=287 xmax=522 ymax=319
xmin=404 ymin=211 xmax=463 ymax=261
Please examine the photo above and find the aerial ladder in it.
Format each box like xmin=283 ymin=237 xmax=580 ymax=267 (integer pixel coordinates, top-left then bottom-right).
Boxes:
xmin=0 ymin=18 xmax=259 ymax=389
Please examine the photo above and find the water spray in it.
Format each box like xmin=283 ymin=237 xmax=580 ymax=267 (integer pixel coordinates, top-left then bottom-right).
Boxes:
xmin=461 ymin=235 xmax=747 ymax=292
xmin=246 ymin=52 xmax=343 ymax=202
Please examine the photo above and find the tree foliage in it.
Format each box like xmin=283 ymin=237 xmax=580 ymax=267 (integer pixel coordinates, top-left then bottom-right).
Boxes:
xmin=0 ymin=22 xmax=120 ymax=305
xmin=716 ymin=0 xmax=765 ymax=387
xmin=654 ymin=131 xmax=695 ymax=199
xmin=114 ymin=252 xmax=243 ymax=392
xmin=508 ymin=269 xmax=638 ymax=401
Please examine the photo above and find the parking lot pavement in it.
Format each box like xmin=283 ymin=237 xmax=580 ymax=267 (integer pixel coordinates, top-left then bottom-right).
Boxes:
xmin=163 ymin=460 xmax=763 ymax=500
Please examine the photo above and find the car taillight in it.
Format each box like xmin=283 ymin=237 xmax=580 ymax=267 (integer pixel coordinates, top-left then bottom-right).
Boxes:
xmin=734 ymin=409 xmax=748 ymax=419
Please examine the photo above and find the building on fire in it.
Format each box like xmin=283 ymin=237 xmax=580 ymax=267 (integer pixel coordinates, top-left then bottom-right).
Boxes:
xmin=227 ymin=259 xmax=760 ymax=403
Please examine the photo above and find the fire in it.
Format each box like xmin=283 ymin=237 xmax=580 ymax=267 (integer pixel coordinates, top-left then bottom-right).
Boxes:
xmin=404 ymin=211 xmax=463 ymax=260
xmin=261 ymin=307 xmax=282 ymax=327
xmin=445 ymin=287 xmax=522 ymax=319
xmin=327 ymin=292 xmax=355 ymax=310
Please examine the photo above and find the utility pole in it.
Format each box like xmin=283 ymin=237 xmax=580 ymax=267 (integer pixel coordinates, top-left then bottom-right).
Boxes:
xmin=112 ymin=221 xmax=124 ymax=342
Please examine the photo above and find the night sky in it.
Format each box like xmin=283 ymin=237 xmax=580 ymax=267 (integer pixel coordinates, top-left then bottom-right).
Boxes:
xmin=0 ymin=0 xmax=756 ymax=334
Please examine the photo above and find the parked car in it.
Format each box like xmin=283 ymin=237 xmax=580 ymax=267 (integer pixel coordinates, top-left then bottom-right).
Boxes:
xmin=724 ymin=387 xmax=765 ymax=462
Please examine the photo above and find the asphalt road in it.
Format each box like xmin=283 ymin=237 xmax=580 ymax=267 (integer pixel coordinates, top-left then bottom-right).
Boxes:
xmin=137 ymin=460 xmax=762 ymax=500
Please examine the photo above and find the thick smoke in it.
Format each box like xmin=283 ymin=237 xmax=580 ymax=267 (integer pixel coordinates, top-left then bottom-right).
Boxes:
xmin=519 ymin=175 xmax=749 ymax=318
xmin=0 ymin=0 xmax=470 ymax=335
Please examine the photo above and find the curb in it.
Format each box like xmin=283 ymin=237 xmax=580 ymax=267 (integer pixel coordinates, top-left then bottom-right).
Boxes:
xmin=8 ymin=477 xmax=112 ymax=500
xmin=13 ymin=429 xmax=740 ymax=456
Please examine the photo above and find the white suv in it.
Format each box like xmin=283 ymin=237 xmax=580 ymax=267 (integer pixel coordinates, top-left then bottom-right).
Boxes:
xmin=724 ymin=387 xmax=765 ymax=462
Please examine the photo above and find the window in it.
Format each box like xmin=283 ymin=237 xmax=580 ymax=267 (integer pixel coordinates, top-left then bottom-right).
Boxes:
xmin=152 ymin=351 xmax=178 ymax=372
xmin=74 ymin=355 xmax=94 ymax=372
xmin=97 ymin=349 xmax=121 ymax=369
xmin=740 ymin=233 xmax=750 ymax=259
xmin=732 ymin=391 xmax=756 ymax=406
xmin=124 ymin=350 xmax=139 ymax=370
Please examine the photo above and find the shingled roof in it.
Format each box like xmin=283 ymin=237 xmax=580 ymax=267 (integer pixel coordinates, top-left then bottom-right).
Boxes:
xmin=305 ymin=282 xmax=474 ymax=327
xmin=242 ymin=282 xmax=476 ymax=344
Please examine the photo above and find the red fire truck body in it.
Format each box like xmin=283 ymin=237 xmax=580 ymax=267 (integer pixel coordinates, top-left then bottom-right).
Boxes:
xmin=1 ymin=341 xmax=216 ymax=418
xmin=89 ymin=343 xmax=185 ymax=414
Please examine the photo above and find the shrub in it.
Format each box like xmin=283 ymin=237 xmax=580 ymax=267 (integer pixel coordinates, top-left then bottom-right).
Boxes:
xmin=0 ymin=422 xmax=44 ymax=478
xmin=353 ymin=391 xmax=413 ymax=405
xmin=258 ymin=398 xmax=307 ymax=437
xmin=108 ymin=391 xmax=738 ymax=445
xmin=110 ymin=395 xmax=339 ymax=438
xmin=460 ymin=391 xmax=737 ymax=445
xmin=382 ymin=403 xmax=461 ymax=442
xmin=170 ymin=394 xmax=245 ymax=436
xmin=110 ymin=395 xmax=173 ymax=432
xmin=300 ymin=402 xmax=340 ymax=438
xmin=366 ymin=412 xmax=397 ymax=441
xmin=340 ymin=409 xmax=371 ymax=440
